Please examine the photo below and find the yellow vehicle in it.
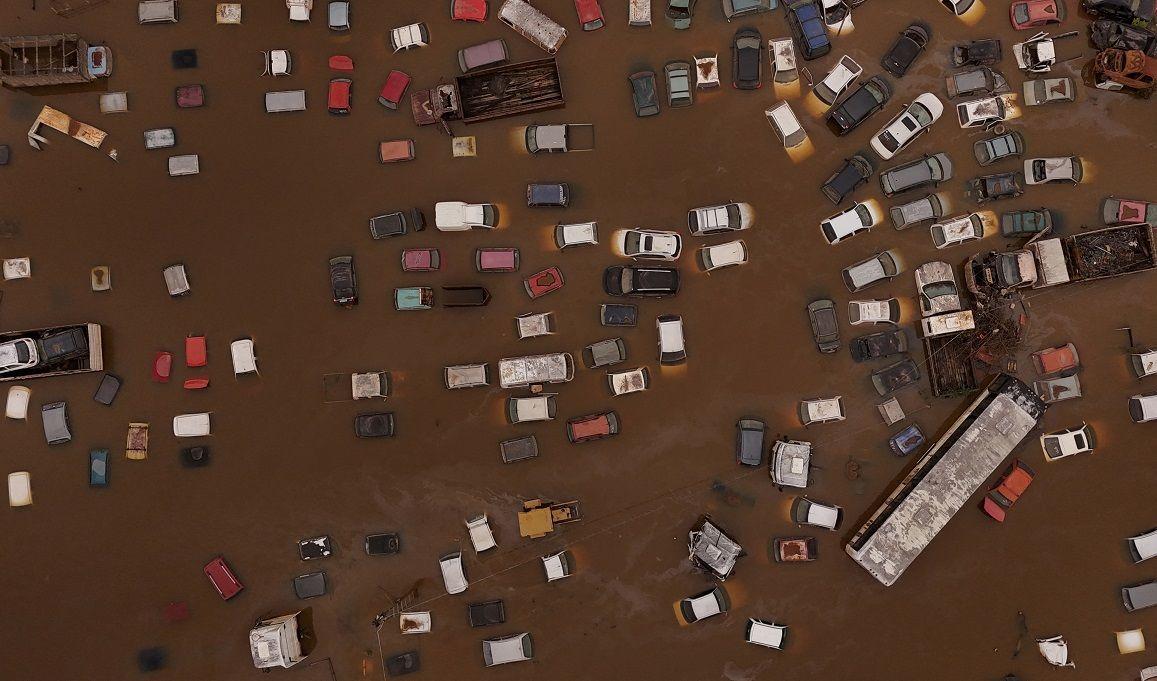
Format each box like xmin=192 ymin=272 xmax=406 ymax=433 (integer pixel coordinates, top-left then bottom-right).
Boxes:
xmin=517 ymin=499 xmax=582 ymax=538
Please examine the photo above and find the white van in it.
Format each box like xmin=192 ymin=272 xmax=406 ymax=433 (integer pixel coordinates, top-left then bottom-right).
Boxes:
xmin=657 ymin=314 xmax=686 ymax=364
xmin=765 ymin=101 xmax=807 ymax=148
xmin=265 ymin=90 xmax=306 ymax=113
xmin=498 ymin=0 xmax=567 ymax=54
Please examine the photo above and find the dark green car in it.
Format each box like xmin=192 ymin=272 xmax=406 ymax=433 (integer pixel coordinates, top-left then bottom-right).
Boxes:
xmin=1001 ymin=208 xmax=1053 ymax=237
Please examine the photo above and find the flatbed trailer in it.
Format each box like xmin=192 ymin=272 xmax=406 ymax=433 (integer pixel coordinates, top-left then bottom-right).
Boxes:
xmin=0 ymin=323 xmax=103 ymax=382
xmin=1030 ymin=223 xmax=1156 ymax=287
xmin=923 ymin=332 xmax=978 ymax=398
xmin=455 ymin=58 xmax=564 ymax=124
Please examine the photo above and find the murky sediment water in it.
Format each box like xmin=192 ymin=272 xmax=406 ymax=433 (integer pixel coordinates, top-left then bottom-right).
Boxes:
xmin=1 ymin=1 xmax=1155 ymax=679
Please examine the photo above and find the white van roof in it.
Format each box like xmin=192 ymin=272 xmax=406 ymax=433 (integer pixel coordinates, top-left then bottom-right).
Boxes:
xmin=658 ymin=316 xmax=685 ymax=352
xmin=439 ymin=552 xmax=468 ymax=594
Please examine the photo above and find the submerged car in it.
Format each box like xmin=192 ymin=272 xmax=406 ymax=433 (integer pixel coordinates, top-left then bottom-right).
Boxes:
xmin=786 ymin=0 xmax=831 ymax=60
xmin=956 ymin=95 xmax=1007 ymax=128
xmin=355 ymin=412 xmax=396 ymax=437
xmin=699 ymin=240 xmax=748 ymax=271
xmin=813 ymin=55 xmax=862 ymax=105
xmin=679 ymin=586 xmax=729 ymax=623
xmin=821 ymin=202 xmax=875 ymax=244
xmin=790 ymin=496 xmax=842 ymax=530
xmin=930 ymin=213 xmax=985 ymax=248
xmin=1040 ymin=422 xmax=1096 ymax=461
xmin=327 ymin=77 xmax=352 ymax=114
xmin=1024 ymin=156 xmax=1083 ymax=184
xmin=665 ymin=61 xmax=694 ymax=106
xmin=329 ymin=256 xmax=357 ymax=306
xmin=1023 ymin=76 xmax=1076 ymax=105
xmin=527 ymin=182 xmax=570 ymax=207
xmin=974 ymin=131 xmax=1025 ymax=166
xmin=880 ymin=153 xmax=954 ymax=197
xmin=940 ymin=0 xmax=978 ymax=15
xmin=666 ymin=0 xmax=697 ymax=29
xmin=890 ymin=194 xmax=944 ymax=229
xmin=688 ymin=203 xmax=753 ymax=235
xmin=1081 ymin=0 xmax=1154 ymax=28
xmin=603 ymin=266 xmax=680 ymax=297
xmin=871 ymin=358 xmax=921 ymax=395
xmin=850 ymin=329 xmax=909 ymax=361
xmin=1102 ymin=196 xmax=1157 ymax=226
xmin=869 ymin=93 xmax=944 ymax=160
xmin=434 ymin=201 xmax=498 ymax=230
xmin=966 ymin=172 xmax=1025 ymax=203
xmin=620 ymin=229 xmax=683 ymax=260
xmin=982 ymin=459 xmax=1035 ymax=521
xmin=821 ymin=155 xmax=874 ymax=204
xmin=843 ymin=250 xmax=901 ymax=291
xmin=732 ymin=28 xmax=763 ymax=89
xmin=629 ymin=71 xmax=660 ymax=117
xmin=1129 ymin=393 xmax=1157 ymax=422
xmin=849 ymin=299 xmax=901 ymax=325
xmin=1001 ymin=208 xmax=1054 ymax=236
xmin=915 ymin=261 xmax=962 ymax=315
xmin=1011 ymin=0 xmax=1067 ymax=28
xmin=826 ymin=76 xmax=892 ymax=135
xmin=482 ymin=633 xmax=533 ymax=667
xmin=736 ymin=418 xmax=767 ymax=466
xmin=881 ymin=22 xmax=932 ymax=76
xmin=370 ymin=208 xmax=425 ymax=239
xmin=952 ymin=39 xmax=1003 ymax=67
xmin=807 ymin=299 xmax=840 ymax=353
xmin=946 ymin=66 xmax=1010 ymax=98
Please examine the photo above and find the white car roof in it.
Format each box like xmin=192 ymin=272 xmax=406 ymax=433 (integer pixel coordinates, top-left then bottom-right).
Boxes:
xmin=435 ymin=201 xmax=468 ymax=228
xmin=804 ymin=397 xmax=843 ymax=420
xmin=689 ymin=592 xmax=722 ymax=619
xmin=637 ymin=230 xmax=680 ymax=254
xmin=852 ymin=299 xmax=895 ymax=321
xmin=747 ymin=620 xmax=787 ymax=648
xmin=439 ymin=553 xmax=468 ymax=593
xmin=820 ymin=56 xmax=862 ymax=90
xmin=697 ymin=206 xmax=731 ymax=230
xmin=704 ymin=240 xmax=747 ymax=266
xmin=935 ymin=214 xmax=982 ymax=243
xmin=172 ymin=413 xmax=211 ymax=437
xmin=513 ymin=395 xmax=553 ymax=420
xmin=826 ymin=206 xmax=868 ymax=238
xmin=1130 ymin=529 xmax=1157 ymax=562
xmin=766 ymin=101 xmax=803 ymax=135
xmin=658 ymin=317 xmax=685 ymax=351
xmin=542 ymin=552 xmax=570 ymax=581
xmin=560 ymin=222 xmax=598 ymax=243
xmin=1137 ymin=394 xmax=1157 ymax=420
xmin=483 ymin=634 xmax=531 ymax=664
xmin=808 ymin=502 xmax=841 ymax=528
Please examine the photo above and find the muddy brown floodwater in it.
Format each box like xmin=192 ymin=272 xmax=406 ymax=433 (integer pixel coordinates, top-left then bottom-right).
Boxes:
xmin=2 ymin=1 xmax=1156 ymax=679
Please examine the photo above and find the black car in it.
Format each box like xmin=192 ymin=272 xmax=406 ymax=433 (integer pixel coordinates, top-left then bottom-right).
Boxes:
xmin=871 ymin=357 xmax=921 ymax=396
xmin=850 ymin=329 xmax=909 ymax=362
xmin=807 ymin=299 xmax=840 ymax=353
xmin=821 ymin=155 xmax=874 ymax=204
xmin=468 ymin=600 xmax=506 ymax=628
xmin=329 ymin=255 xmax=357 ymax=306
xmin=666 ymin=0 xmax=697 ymax=29
xmin=527 ymin=182 xmax=570 ymax=207
xmin=603 ymin=266 xmax=680 ymax=297
xmin=1082 ymin=0 xmax=1155 ymax=27
xmin=826 ymin=76 xmax=891 ymax=135
xmin=786 ymin=0 xmax=832 ymax=60
xmin=354 ymin=412 xmax=395 ymax=438
xmin=952 ymin=39 xmax=1003 ymax=67
xmin=881 ymin=22 xmax=931 ymax=76
xmin=732 ymin=27 xmax=763 ymax=89
xmin=966 ymin=172 xmax=1025 ymax=204
xmin=365 ymin=532 xmax=402 ymax=555
xmin=629 ymin=71 xmax=660 ymax=117
xmin=181 ymin=446 xmax=211 ymax=467
xmin=1090 ymin=19 xmax=1157 ymax=52
xmin=369 ymin=208 xmax=424 ymax=239
xmin=735 ymin=418 xmax=766 ymax=466
xmin=40 ymin=328 xmax=88 ymax=363
xmin=385 ymin=651 xmax=420 ymax=677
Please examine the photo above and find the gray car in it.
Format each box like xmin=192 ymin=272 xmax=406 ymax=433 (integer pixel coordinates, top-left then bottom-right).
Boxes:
xmin=914 ymin=261 xmax=962 ymax=315
xmin=41 ymin=401 xmax=72 ymax=445
xmin=974 ymin=131 xmax=1024 ymax=166
xmin=890 ymin=194 xmax=944 ymax=229
xmin=842 ymin=250 xmax=902 ymax=292
xmin=736 ymin=418 xmax=767 ymax=466
xmin=1122 ymin=579 xmax=1157 ymax=612
xmin=327 ymin=1 xmax=350 ymax=30
xmin=665 ymin=61 xmax=693 ymax=107
xmin=880 ymin=153 xmax=953 ymax=197
xmin=807 ymin=299 xmax=840 ymax=353
xmin=629 ymin=71 xmax=660 ymax=117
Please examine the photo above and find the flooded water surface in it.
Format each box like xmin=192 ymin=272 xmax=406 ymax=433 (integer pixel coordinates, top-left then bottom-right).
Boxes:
xmin=1 ymin=1 xmax=1155 ymax=679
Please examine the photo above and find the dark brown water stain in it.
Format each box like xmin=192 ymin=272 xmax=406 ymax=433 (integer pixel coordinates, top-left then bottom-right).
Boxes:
xmin=1 ymin=1 xmax=1154 ymax=680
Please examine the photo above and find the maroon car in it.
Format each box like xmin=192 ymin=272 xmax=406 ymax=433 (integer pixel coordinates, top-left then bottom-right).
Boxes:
xmin=378 ymin=70 xmax=411 ymax=109
xmin=566 ymin=411 xmax=619 ymax=443
xmin=401 ymin=248 xmax=440 ymax=272
xmin=574 ymin=0 xmax=605 ymax=30
xmin=204 ymin=556 xmax=244 ymax=600
xmin=523 ymin=267 xmax=565 ymax=299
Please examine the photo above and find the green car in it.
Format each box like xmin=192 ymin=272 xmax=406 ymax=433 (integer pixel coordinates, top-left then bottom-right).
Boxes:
xmin=1000 ymin=208 xmax=1053 ymax=238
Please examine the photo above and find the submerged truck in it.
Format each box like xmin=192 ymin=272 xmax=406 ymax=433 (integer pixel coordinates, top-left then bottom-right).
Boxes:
xmin=966 ymin=224 xmax=1157 ymax=294
xmin=0 ymin=323 xmax=103 ymax=382
xmin=411 ymin=58 xmax=565 ymax=129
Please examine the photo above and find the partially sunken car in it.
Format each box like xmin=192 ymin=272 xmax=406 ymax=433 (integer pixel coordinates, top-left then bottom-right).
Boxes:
xmin=821 ymin=155 xmax=874 ymax=204
xmin=765 ymin=101 xmax=808 ymax=148
xmin=791 ymin=496 xmax=842 ymax=529
xmin=1023 ymin=76 xmax=1075 ymax=105
xmin=956 ymin=95 xmax=1007 ymax=128
xmin=370 ymin=208 xmax=424 ymax=239
xmin=665 ymin=61 xmax=694 ymax=106
xmin=1128 ymin=528 xmax=1157 ymax=563
xmin=603 ymin=266 xmax=680 ymax=297
xmin=982 ymin=460 xmax=1035 ymax=521
xmin=813 ymin=55 xmax=862 ymax=105
xmin=736 ymin=418 xmax=767 ymax=466
xmin=688 ymin=203 xmax=753 ymax=234
xmin=826 ymin=76 xmax=892 ymax=135
xmin=770 ymin=439 xmax=812 ymax=488
xmin=974 ymin=131 xmax=1025 ymax=166
xmin=355 ymin=412 xmax=395 ymax=438
xmin=870 ymin=93 xmax=944 ymax=160
xmin=946 ymin=66 xmax=1010 ymax=98
xmin=842 ymin=250 xmax=901 ymax=292
xmin=620 ymin=229 xmax=682 ymax=260
xmin=688 ymin=517 xmax=745 ymax=579
xmin=629 ymin=71 xmax=660 ymax=116
xmin=785 ymin=0 xmax=831 ymax=60
xmin=583 ymin=338 xmax=627 ymax=368
xmin=850 ymin=329 xmax=908 ymax=361
xmin=482 ymin=633 xmax=533 ymax=666
xmin=807 ymin=299 xmax=840 ymax=353
xmin=871 ymin=358 xmax=921 ymax=395
xmin=772 ymin=536 xmax=818 ymax=562
xmin=880 ymin=153 xmax=953 ymax=197
xmin=1024 ymin=156 xmax=1083 ymax=184
xmin=930 ymin=213 xmax=985 ymax=248
xmin=890 ymin=194 xmax=944 ymax=229
xmin=915 ymin=261 xmax=962 ymax=315
xmin=821 ymin=202 xmax=874 ymax=244
xmin=435 ymin=201 xmax=498 ymax=230
xmin=567 ymin=411 xmax=620 ymax=443
xmin=966 ymin=172 xmax=1026 ymax=203
xmin=507 ymin=395 xmax=557 ymax=424
xmin=798 ymin=396 xmax=845 ymax=425
xmin=609 ymin=367 xmax=650 ymax=395
xmin=732 ymin=28 xmax=763 ymax=89
xmin=849 ymin=299 xmax=901 ymax=325
xmin=1040 ymin=423 xmax=1096 ymax=461
xmin=1001 ymin=208 xmax=1053 ymax=237
xmin=881 ymin=22 xmax=932 ymax=76
xmin=657 ymin=314 xmax=687 ymax=363
xmin=1129 ymin=393 xmax=1157 ymax=422
xmin=1011 ymin=0 xmax=1066 ymax=28
xmin=952 ymin=39 xmax=1003 ymax=67
xmin=679 ymin=586 xmax=729 ymax=623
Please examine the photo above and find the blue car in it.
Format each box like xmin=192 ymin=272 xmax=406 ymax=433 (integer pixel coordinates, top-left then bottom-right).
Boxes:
xmin=89 ymin=449 xmax=109 ymax=487
xmin=889 ymin=425 xmax=925 ymax=456
xmin=786 ymin=0 xmax=831 ymax=60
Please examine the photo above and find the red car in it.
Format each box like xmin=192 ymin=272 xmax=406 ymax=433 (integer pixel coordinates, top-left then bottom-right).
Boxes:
xmin=328 ymin=78 xmax=352 ymax=114
xmin=204 ymin=556 xmax=244 ymax=600
xmin=1032 ymin=343 xmax=1079 ymax=377
xmin=574 ymin=0 xmax=605 ymax=30
xmin=981 ymin=460 xmax=1035 ymax=522
xmin=523 ymin=267 xmax=565 ymax=299
xmin=1010 ymin=0 xmax=1066 ymax=28
xmin=401 ymin=248 xmax=441 ymax=272
xmin=378 ymin=70 xmax=411 ymax=109
xmin=152 ymin=351 xmax=173 ymax=383
xmin=328 ymin=55 xmax=354 ymax=71
xmin=185 ymin=335 xmax=207 ymax=368
xmin=476 ymin=247 xmax=519 ymax=273
xmin=452 ymin=0 xmax=488 ymax=21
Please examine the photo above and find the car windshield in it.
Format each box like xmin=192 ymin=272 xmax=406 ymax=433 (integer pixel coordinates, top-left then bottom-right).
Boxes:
xmin=1032 ymin=160 xmax=1047 ymax=181
xmin=999 ymin=255 xmax=1023 ymax=284
xmin=909 ymin=102 xmax=933 ymax=126
xmin=879 ymin=131 xmax=901 ymax=152
xmin=854 ymin=204 xmax=872 ymax=223
xmin=923 ymin=282 xmax=957 ymax=299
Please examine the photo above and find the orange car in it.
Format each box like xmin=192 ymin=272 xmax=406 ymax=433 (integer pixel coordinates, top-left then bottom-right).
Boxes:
xmin=982 ymin=459 xmax=1035 ymax=522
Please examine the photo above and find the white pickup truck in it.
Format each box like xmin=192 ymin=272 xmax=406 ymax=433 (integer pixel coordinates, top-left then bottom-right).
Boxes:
xmin=435 ymin=201 xmax=498 ymax=231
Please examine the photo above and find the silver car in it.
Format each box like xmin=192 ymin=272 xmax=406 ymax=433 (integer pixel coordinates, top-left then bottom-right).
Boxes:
xmin=914 ymin=261 xmax=962 ymax=316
